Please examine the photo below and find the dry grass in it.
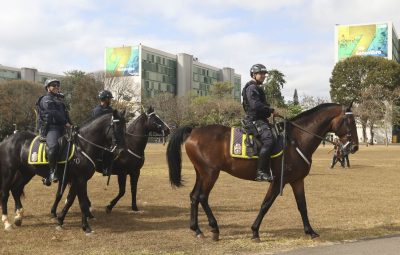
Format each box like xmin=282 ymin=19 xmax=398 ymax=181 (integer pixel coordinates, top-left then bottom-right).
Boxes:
xmin=0 ymin=144 xmax=399 ymax=255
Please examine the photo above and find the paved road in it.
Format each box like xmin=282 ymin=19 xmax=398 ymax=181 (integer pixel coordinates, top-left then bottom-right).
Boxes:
xmin=277 ymin=235 xmax=400 ymax=255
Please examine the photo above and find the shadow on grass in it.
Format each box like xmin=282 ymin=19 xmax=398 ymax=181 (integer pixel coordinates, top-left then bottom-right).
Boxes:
xmin=219 ymin=222 xmax=400 ymax=243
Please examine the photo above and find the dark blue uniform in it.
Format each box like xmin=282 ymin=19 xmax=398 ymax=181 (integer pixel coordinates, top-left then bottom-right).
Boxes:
xmin=92 ymin=104 xmax=113 ymax=118
xmin=242 ymin=80 xmax=275 ymax=181
xmin=38 ymin=93 xmax=69 ymax=169
xmin=242 ymin=80 xmax=275 ymax=146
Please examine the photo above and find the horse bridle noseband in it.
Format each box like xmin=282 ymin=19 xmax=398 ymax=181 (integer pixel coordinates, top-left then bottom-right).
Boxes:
xmin=125 ymin=112 xmax=169 ymax=138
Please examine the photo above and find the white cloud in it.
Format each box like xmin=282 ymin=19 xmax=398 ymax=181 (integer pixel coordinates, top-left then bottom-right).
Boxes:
xmin=1 ymin=0 xmax=399 ymax=100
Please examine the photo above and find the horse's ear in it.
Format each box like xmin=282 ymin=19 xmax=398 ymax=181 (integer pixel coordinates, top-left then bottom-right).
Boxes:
xmin=120 ymin=109 xmax=126 ymax=117
xmin=147 ymin=105 xmax=154 ymax=114
xmin=347 ymin=100 xmax=354 ymax=111
xmin=112 ymin=109 xmax=118 ymax=117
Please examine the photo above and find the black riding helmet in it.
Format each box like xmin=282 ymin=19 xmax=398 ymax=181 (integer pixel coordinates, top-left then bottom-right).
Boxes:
xmin=44 ymin=79 xmax=60 ymax=91
xmin=250 ymin=64 xmax=268 ymax=77
xmin=99 ymin=90 xmax=114 ymax=100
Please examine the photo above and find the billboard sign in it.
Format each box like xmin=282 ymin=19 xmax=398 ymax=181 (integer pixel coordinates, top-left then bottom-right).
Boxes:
xmin=105 ymin=46 xmax=139 ymax=76
xmin=336 ymin=23 xmax=388 ymax=61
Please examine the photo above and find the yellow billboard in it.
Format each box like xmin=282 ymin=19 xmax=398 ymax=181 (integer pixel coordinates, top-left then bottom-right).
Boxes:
xmin=105 ymin=46 xmax=139 ymax=76
xmin=336 ymin=23 xmax=388 ymax=61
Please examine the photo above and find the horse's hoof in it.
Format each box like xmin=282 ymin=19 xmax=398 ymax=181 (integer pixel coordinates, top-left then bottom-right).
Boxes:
xmin=55 ymin=225 xmax=64 ymax=231
xmin=211 ymin=232 xmax=220 ymax=241
xmin=310 ymin=233 xmax=320 ymax=239
xmin=105 ymin=206 xmax=112 ymax=214
xmin=85 ymin=230 xmax=94 ymax=236
xmin=4 ymin=223 xmax=13 ymax=231
xmin=196 ymin=233 xmax=205 ymax=239
xmin=252 ymin=237 xmax=261 ymax=243
xmin=14 ymin=218 xmax=22 ymax=227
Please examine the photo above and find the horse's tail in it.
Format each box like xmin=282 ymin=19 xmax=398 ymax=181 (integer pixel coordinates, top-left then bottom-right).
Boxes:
xmin=167 ymin=126 xmax=192 ymax=187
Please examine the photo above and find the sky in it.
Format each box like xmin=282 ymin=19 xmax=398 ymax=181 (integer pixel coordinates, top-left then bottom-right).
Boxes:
xmin=1 ymin=0 xmax=399 ymax=100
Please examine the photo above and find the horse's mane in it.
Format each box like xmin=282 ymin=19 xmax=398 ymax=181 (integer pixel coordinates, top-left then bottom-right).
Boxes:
xmin=290 ymin=103 xmax=340 ymax=122
xmin=80 ymin=112 xmax=113 ymax=129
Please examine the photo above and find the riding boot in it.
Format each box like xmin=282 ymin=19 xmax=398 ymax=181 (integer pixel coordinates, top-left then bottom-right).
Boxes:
xmin=255 ymin=147 xmax=274 ymax=182
xmin=42 ymin=151 xmax=58 ymax=186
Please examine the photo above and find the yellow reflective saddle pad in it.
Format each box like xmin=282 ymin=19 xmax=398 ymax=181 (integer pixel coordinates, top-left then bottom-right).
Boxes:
xmin=28 ymin=136 xmax=75 ymax=165
xmin=230 ymin=127 xmax=283 ymax=159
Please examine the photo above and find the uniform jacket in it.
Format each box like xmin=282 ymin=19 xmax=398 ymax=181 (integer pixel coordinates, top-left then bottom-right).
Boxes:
xmin=92 ymin=104 xmax=113 ymax=119
xmin=38 ymin=92 xmax=69 ymax=131
xmin=242 ymin=80 xmax=274 ymax=121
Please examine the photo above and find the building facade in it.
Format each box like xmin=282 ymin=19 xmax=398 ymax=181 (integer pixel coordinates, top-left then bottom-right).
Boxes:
xmin=0 ymin=65 xmax=63 ymax=83
xmin=105 ymin=44 xmax=241 ymax=103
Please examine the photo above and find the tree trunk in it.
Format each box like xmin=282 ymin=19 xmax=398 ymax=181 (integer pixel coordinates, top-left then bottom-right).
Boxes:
xmin=369 ymin=122 xmax=374 ymax=145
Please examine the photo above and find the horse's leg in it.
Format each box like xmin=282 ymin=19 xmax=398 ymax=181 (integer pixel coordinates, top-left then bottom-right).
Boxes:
xmin=11 ymin=172 xmax=34 ymax=227
xmin=346 ymin=156 xmax=350 ymax=168
xmin=56 ymin=181 xmax=77 ymax=228
xmin=75 ymin=178 xmax=93 ymax=234
xmin=251 ymin=183 xmax=281 ymax=242
xmin=50 ymin=181 xmax=68 ymax=219
xmin=129 ymin=169 xmax=140 ymax=211
xmin=1 ymin=173 xmax=14 ymax=231
xmin=290 ymin=179 xmax=319 ymax=238
xmin=86 ymin=194 xmax=95 ymax=219
xmin=106 ymin=173 xmax=126 ymax=213
xmin=189 ymin=171 xmax=203 ymax=238
xmin=199 ymin=171 xmax=220 ymax=241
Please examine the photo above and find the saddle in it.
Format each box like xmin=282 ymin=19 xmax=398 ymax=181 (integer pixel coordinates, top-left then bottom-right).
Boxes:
xmin=28 ymin=136 xmax=75 ymax=165
xmin=229 ymin=127 xmax=283 ymax=159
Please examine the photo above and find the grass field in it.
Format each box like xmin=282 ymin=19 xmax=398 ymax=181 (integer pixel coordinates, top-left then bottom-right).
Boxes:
xmin=0 ymin=144 xmax=399 ymax=254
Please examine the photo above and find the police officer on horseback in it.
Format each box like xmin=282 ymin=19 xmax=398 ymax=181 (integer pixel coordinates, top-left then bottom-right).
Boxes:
xmin=91 ymin=90 xmax=114 ymax=176
xmin=92 ymin=90 xmax=114 ymax=118
xmin=242 ymin=64 xmax=277 ymax=182
xmin=38 ymin=79 xmax=72 ymax=186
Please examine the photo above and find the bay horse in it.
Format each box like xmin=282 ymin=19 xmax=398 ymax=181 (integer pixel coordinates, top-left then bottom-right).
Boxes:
xmin=166 ymin=103 xmax=359 ymax=241
xmin=0 ymin=110 xmax=126 ymax=234
xmin=50 ymin=106 xmax=170 ymax=219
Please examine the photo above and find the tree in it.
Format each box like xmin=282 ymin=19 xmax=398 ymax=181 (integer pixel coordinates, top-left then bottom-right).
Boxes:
xmin=0 ymin=80 xmax=42 ymax=139
xmin=293 ymin=89 xmax=299 ymax=105
xmin=263 ymin=69 xmax=285 ymax=107
xmin=210 ymin=82 xmax=233 ymax=99
xmin=300 ymin=95 xmax=329 ymax=111
xmin=330 ymin=56 xmax=380 ymax=104
xmin=330 ymin=56 xmax=400 ymax=143
xmin=143 ymin=92 xmax=190 ymax=128
xmin=61 ymin=71 xmax=102 ymax=125
xmin=284 ymin=101 xmax=303 ymax=118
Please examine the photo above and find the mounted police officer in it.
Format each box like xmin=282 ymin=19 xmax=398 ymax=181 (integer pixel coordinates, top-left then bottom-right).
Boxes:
xmin=92 ymin=90 xmax=114 ymax=176
xmin=37 ymin=79 xmax=72 ymax=186
xmin=242 ymin=64 xmax=278 ymax=182
xmin=92 ymin=90 xmax=114 ymax=118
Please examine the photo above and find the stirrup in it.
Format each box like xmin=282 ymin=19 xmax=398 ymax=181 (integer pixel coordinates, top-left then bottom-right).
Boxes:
xmin=42 ymin=177 xmax=51 ymax=186
xmin=255 ymin=171 xmax=274 ymax=182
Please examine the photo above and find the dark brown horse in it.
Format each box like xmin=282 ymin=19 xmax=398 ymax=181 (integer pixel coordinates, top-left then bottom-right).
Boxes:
xmin=166 ymin=103 xmax=359 ymax=241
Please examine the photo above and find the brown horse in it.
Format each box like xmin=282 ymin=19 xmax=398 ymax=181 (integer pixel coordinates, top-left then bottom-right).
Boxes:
xmin=166 ymin=103 xmax=359 ymax=241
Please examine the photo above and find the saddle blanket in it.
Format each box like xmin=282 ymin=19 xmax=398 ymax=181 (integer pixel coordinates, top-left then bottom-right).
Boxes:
xmin=230 ymin=127 xmax=283 ymax=159
xmin=28 ymin=136 xmax=75 ymax=165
